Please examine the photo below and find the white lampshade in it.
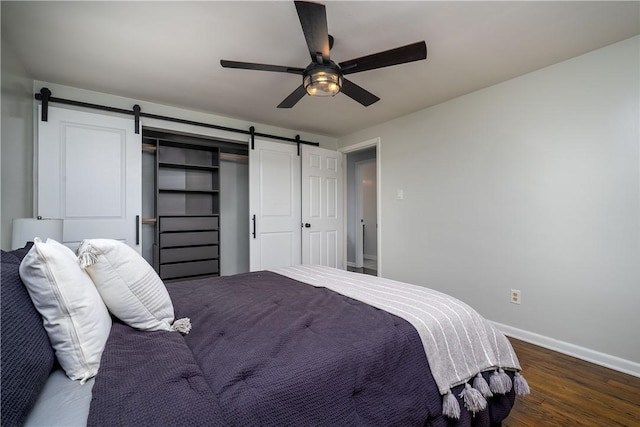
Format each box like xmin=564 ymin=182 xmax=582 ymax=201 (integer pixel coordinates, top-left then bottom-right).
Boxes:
xmin=11 ymin=218 xmax=64 ymax=250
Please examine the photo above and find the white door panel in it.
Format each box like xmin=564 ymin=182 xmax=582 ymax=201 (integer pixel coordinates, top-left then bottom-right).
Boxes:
xmin=326 ymin=230 xmax=338 ymax=267
xmin=37 ymin=106 xmax=141 ymax=252
xmin=308 ymin=231 xmax=322 ymax=265
xmin=64 ymin=127 xmax=124 ymax=217
xmin=249 ymin=139 xmax=301 ymax=271
xmin=260 ymin=232 xmax=295 ymax=268
xmin=302 ymin=145 xmax=343 ymax=268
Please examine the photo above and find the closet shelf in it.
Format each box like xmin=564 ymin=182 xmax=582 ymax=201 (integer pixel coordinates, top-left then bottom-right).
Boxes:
xmin=159 ymin=162 xmax=219 ymax=171
xmin=149 ymin=132 xmax=221 ymax=281
xmin=158 ymin=188 xmax=219 ymax=194
xmin=155 ymin=213 xmax=218 ymax=218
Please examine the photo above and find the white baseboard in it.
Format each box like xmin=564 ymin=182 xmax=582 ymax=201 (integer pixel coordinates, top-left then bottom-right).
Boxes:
xmin=491 ymin=321 xmax=640 ymax=379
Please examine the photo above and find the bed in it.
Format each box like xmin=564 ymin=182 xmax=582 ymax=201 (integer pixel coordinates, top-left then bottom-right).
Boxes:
xmin=2 ymin=241 xmax=527 ymax=427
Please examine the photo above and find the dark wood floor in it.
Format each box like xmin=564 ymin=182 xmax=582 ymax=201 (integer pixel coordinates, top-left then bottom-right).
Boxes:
xmin=504 ymin=338 xmax=640 ymax=426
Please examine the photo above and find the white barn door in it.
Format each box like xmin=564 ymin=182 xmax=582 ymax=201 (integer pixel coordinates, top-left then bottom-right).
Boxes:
xmin=249 ymin=139 xmax=301 ymax=271
xmin=37 ymin=106 xmax=141 ymax=252
xmin=301 ymin=145 xmax=343 ymax=268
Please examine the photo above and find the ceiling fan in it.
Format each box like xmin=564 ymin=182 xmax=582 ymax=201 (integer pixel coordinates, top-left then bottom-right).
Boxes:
xmin=220 ymin=0 xmax=427 ymax=108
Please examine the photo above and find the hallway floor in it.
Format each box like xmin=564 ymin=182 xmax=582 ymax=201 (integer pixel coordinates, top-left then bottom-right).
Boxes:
xmin=347 ymin=264 xmax=377 ymax=276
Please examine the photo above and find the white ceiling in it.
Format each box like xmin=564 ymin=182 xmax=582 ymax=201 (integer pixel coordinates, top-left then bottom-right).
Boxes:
xmin=2 ymin=1 xmax=639 ymax=137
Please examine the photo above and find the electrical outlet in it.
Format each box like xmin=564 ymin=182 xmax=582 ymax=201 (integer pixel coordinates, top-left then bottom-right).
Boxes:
xmin=510 ymin=289 xmax=521 ymax=305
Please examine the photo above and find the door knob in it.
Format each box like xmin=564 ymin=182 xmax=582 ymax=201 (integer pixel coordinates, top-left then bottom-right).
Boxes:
xmin=304 ymin=223 xmax=311 ymax=228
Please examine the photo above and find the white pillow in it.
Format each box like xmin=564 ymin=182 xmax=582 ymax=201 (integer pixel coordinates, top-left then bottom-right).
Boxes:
xmin=19 ymin=238 xmax=111 ymax=382
xmin=77 ymin=239 xmax=174 ymax=331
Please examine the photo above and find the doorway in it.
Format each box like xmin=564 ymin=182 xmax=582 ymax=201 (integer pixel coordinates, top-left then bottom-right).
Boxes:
xmin=356 ymin=158 xmax=377 ymax=271
xmin=341 ymin=138 xmax=380 ymax=276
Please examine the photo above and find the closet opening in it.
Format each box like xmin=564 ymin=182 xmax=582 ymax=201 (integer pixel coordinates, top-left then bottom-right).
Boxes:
xmin=141 ymin=128 xmax=249 ymax=279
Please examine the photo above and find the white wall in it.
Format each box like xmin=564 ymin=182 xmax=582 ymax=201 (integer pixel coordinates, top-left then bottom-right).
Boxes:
xmin=1 ymin=38 xmax=34 ymax=250
xmin=220 ymin=158 xmax=249 ymax=275
xmin=361 ymin=160 xmax=377 ymax=260
xmin=338 ymin=36 xmax=640 ymax=373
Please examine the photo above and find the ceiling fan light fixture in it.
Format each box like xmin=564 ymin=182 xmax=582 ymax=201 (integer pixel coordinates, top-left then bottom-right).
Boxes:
xmin=220 ymin=1 xmax=427 ymax=108
xmin=303 ymin=69 xmax=342 ymax=97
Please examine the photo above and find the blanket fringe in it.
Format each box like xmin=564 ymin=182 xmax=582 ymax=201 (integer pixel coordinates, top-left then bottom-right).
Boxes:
xmin=171 ymin=317 xmax=192 ymax=335
xmin=77 ymin=241 xmax=98 ymax=268
xmin=442 ymin=390 xmax=460 ymax=419
xmin=489 ymin=368 xmax=512 ymax=394
xmin=458 ymin=383 xmax=487 ymax=414
xmin=473 ymin=372 xmax=493 ymax=398
xmin=444 ymin=370 xmax=523 ymax=419
xmin=443 ymin=370 xmax=527 ymax=419
xmin=514 ymin=371 xmax=530 ymax=395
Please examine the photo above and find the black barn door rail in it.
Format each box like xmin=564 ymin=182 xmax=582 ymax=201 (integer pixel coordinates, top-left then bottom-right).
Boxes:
xmin=35 ymin=87 xmax=319 ymax=149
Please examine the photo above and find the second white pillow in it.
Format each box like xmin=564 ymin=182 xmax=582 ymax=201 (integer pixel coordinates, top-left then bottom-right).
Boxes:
xmin=78 ymin=239 xmax=174 ymax=331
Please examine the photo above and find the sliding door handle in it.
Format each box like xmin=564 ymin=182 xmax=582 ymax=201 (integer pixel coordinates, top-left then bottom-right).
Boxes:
xmin=252 ymin=215 xmax=256 ymax=239
xmin=135 ymin=215 xmax=140 ymax=245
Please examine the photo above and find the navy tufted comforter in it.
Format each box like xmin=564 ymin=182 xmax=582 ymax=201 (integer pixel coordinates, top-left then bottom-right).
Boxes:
xmin=88 ymin=271 xmax=515 ymax=426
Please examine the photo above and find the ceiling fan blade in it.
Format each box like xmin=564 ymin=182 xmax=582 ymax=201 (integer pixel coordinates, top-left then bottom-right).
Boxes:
xmin=220 ymin=60 xmax=304 ymax=75
xmin=341 ymin=79 xmax=380 ymax=107
xmin=339 ymin=41 xmax=427 ymax=75
xmin=277 ymin=85 xmax=308 ymax=108
xmin=294 ymin=1 xmax=330 ymax=64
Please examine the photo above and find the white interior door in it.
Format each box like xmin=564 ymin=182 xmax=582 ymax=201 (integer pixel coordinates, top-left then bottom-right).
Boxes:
xmin=37 ymin=106 xmax=141 ymax=252
xmin=249 ymin=139 xmax=301 ymax=271
xmin=302 ymin=145 xmax=343 ymax=268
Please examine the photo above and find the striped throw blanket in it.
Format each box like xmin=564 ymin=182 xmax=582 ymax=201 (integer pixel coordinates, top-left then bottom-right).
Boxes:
xmin=271 ymin=265 xmax=529 ymax=418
